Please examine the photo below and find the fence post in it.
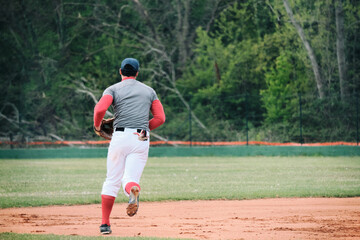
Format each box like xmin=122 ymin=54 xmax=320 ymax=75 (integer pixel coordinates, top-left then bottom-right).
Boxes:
xmin=357 ymin=93 xmax=359 ymax=146
xmin=299 ymin=92 xmax=304 ymax=144
xmin=189 ymin=100 xmax=192 ymax=147
xmin=9 ymin=133 xmax=13 ymax=149
xmin=245 ymin=94 xmax=249 ymax=146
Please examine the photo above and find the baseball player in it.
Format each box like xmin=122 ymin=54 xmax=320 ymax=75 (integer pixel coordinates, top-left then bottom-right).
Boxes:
xmin=93 ymin=58 xmax=165 ymax=234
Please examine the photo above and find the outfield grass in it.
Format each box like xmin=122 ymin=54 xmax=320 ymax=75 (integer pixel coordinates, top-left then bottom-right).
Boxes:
xmin=0 ymin=157 xmax=359 ymax=208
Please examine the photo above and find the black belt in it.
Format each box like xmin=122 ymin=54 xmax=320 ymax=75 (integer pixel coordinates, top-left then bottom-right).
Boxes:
xmin=116 ymin=127 xmax=142 ymax=133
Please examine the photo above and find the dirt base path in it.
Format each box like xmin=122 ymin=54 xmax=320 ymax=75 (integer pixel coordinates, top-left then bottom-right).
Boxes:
xmin=1 ymin=198 xmax=359 ymax=240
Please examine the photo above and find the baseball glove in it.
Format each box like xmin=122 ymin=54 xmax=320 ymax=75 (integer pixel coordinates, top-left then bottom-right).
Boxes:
xmin=94 ymin=118 xmax=115 ymax=140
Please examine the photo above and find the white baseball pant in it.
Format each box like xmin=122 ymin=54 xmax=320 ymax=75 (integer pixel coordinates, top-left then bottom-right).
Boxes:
xmin=101 ymin=128 xmax=149 ymax=197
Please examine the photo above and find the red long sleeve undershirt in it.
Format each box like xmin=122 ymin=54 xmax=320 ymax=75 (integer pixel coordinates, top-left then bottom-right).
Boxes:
xmin=93 ymin=95 xmax=165 ymax=131
xmin=94 ymin=95 xmax=113 ymax=128
xmin=149 ymin=100 xmax=165 ymax=130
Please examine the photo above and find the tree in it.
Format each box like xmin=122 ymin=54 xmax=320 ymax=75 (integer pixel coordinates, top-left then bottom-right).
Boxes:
xmin=335 ymin=0 xmax=348 ymax=100
xmin=1 ymin=0 xmax=359 ymax=143
xmin=283 ymin=0 xmax=325 ymax=99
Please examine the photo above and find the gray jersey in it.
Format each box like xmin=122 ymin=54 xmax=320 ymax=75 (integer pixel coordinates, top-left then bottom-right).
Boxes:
xmin=103 ymin=79 xmax=158 ymax=131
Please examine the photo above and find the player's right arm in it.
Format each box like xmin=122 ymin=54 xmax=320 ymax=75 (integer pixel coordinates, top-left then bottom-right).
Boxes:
xmin=93 ymin=94 xmax=113 ymax=130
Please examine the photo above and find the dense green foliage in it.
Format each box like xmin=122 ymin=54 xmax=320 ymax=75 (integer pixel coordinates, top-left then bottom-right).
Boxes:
xmin=1 ymin=0 xmax=359 ymax=143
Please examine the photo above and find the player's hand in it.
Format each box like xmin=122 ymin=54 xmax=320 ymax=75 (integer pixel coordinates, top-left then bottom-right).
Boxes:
xmin=134 ymin=130 xmax=148 ymax=141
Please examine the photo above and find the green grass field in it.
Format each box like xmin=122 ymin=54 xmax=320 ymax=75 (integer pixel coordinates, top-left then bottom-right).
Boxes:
xmin=0 ymin=156 xmax=359 ymax=240
xmin=0 ymin=156 xmax=359 ymax=209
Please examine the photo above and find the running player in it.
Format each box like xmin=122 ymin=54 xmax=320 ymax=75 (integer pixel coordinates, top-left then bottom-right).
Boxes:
xmin=93 ymin=58 xmax=165 ymax=234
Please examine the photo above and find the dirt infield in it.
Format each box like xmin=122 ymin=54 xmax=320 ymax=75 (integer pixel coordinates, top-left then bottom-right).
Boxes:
xmin=1 ymin=198 xmax=359 ymax=239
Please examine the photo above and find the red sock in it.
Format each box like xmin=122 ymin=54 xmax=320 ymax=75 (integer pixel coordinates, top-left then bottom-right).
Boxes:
xmin=125 ymin=182 xmax=141 ymax=194
xmin=101 ymin=195 xmax=115 ymax=225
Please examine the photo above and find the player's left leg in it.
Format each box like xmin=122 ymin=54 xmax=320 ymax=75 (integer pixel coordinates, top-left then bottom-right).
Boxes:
xmin=100 ymin=131 xmax=129 ymax=233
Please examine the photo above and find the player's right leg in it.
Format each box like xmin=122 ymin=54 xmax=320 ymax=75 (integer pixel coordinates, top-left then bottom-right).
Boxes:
xmin=121 ymin=134 xmax=150 ymax=216
xmin=126 ymin=184 xmax=140 ymax=217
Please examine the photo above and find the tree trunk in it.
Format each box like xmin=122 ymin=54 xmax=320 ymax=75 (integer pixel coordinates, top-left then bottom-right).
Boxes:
xmin=335 ymin=0 xmax=348 ymax=100
xmin=132 ymin=0 xmax=159 ymax=42
xmin=283 ymin=0 xmax=325 ymax=99
xmin=214 ymin=61 xmax=221 ymax=84
xmin=176 ymin=0 xmax=190 ymax=66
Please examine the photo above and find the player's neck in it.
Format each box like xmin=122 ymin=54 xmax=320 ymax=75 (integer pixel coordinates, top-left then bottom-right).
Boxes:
xmin=121 ymin=76 xmax=136 ymax=81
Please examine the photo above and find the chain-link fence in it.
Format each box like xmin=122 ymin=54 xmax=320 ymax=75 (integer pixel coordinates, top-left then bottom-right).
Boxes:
xmin=1 ymin=92 xmax=359 ymax=148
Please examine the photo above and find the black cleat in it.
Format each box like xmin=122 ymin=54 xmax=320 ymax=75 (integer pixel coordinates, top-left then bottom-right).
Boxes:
xmin=126 ymin=186 xmax=140 ymax=217
xmin=100 ymin=224 xmax=112 ymax=234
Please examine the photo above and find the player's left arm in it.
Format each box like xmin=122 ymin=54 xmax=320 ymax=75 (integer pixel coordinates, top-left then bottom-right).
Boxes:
xmin=149 ymin=100 xmax=165 ymax=131
xmin=94 ymin=94 xmax=113 ymax=130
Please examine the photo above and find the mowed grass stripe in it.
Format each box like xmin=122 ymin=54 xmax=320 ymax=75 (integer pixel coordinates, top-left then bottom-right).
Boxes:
xmin=0 ymin=157 xmax=359 ymax=208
